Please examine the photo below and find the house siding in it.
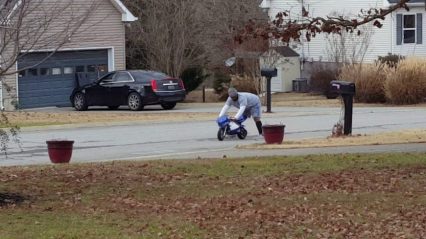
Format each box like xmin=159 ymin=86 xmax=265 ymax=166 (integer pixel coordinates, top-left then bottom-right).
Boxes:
xmin=2 ymin=0 xmax=127 ymax=110
xmin=267 ymin=0 xmax=412 ymax=63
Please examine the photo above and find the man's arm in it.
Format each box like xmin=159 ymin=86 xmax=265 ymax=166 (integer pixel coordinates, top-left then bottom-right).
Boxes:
xmin=234 ymin=96 xmax=248 ymax=119
xmin=219 ymin=104 xmax=230 ymax=117
xmin=234 ymin=105 xmax=246 ymax=119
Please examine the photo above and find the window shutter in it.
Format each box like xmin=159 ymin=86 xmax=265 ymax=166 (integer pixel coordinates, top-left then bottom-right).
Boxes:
xmin=417 ymin=13 xmax=423 ymax=44
xmin=397 ymin=14 xmax=403 ymax=45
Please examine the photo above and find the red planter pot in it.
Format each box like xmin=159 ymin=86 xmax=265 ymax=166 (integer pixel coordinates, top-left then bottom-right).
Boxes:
xmin=262 ymin=124 xmax=285 ymax=144
xmin=46 ymin=140 xmax=74 ymax=163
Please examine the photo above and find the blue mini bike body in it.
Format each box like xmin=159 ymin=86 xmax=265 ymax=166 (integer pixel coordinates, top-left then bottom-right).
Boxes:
xmin=216 ymin=115 xmax=248 ymax=141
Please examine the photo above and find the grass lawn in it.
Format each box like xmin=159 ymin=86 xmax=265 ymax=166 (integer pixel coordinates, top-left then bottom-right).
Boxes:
xmin=1 ymin=153 xmax=426 ymax=238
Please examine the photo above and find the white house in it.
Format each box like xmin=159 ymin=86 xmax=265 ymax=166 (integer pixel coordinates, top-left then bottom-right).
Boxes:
xmin=260 ymin=0 xmax=426 ymax=66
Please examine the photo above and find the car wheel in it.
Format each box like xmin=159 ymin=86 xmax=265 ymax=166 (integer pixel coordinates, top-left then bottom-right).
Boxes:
xmin=237 ymin=128 xmax=247 ymax=139
xmin=73 ymin=92 xmax=88 ymax=111
xmin=160 ymin=102 xmax=176 ymax=110
xmin=108 ymin=105 xmax=120 ymax=110
xmin=128 ymin=92 xmax=143 ymax=111
xmin=217 ymin=128 xmax=226 ymax=141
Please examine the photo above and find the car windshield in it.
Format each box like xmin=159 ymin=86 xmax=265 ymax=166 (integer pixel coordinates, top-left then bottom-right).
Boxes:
xmin=130 ymin=71 xmax=169 ymax=81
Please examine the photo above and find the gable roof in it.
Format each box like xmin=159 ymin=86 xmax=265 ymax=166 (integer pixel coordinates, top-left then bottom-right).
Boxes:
xmin=1 ymin=0 xmax=137 ymax=23
xmin=388 ymin=0 xmax=424 ymax=4
xmin=271 ymin=46 xmax=300 ymax=57
xmin=110 ymin=0 xmax=137 ymax=22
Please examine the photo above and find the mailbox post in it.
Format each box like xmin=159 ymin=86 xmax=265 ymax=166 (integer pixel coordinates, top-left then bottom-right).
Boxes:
xmin=330 ymin=80 xmax=356 ymax=135
xmin=261 ymin=68 xmax=277 ymax=113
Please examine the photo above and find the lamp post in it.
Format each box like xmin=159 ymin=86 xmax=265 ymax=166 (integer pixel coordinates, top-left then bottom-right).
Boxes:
xmin=260 ymin=68 xmax=277 ymax=113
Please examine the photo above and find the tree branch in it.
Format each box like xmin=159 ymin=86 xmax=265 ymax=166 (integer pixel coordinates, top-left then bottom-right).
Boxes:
xmin=237 ymin=0 xmax=410 ymax=43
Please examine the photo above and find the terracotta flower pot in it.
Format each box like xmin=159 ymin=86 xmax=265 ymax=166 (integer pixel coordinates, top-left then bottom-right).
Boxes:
xmin=262 ymin=124 xmax=285 ymax=144
xmin=46 ymin=140 xmax=74 ymax=163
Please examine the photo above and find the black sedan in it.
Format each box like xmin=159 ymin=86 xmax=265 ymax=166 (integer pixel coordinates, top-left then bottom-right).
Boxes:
xmin=70 ymin=70 xmax=186 ymax=111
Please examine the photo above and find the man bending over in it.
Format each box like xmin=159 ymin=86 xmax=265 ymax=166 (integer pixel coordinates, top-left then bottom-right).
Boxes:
xmin=219 ymin=87 xmax=263 ymax=135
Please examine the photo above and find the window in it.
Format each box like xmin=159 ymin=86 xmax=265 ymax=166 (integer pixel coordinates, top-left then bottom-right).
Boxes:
xmin=64 ymin=67 xmax=74 ymax=74
xmin=113 ymin=72 xmax=133 ymax=82
xmin=100 ymin=73 xmax=114 ymax=83
xmin=40 ymin=68 xmax=49 ymax=76
xmin=98 ymin=64 xmax=108 ymax=73
xmin=397 ymin=13 xmax=422 ymax=45
xmin=76 ymin=65 xmax=85 ymax=73
xmin=403 ymin=15 xmax=416 ymax=44
xmin=28 ymin=68 xmax=38 ymax=76
xmin=18 ymin=70 xmax=26 ymax=78
xmin=52 ymin=68 xmax=62 ymax=75
xmin=87 ymin=65 xmax=96 ymax=72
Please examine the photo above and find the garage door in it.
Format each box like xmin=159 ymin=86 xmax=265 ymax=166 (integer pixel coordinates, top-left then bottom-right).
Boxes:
xmin=17 ymin=50 xmax=108 ymax=109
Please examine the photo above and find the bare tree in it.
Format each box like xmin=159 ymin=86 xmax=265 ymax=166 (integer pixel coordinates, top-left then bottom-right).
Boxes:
xmin=124 ymin=0 xmax=207 ymax=77
xmin=200 ymin=0 xmax=268 ymax=70
xmin=325 ymin=12 xmax=374 ymax=65
xmin=0 ymin=0 xmax=100 ymax=154
xmin=124 ymin=0 xmax=268 ymax=77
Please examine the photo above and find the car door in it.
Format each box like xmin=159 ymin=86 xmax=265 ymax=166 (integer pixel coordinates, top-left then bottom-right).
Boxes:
xmin=85 ymin=72 xmax=114 ymax=106
xmin=109 ymin=72 xmax=133 ymax=106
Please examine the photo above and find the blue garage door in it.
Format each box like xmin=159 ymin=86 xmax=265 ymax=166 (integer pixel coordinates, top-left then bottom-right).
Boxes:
xmin=17 ymin=50 xmax=108 ymax=109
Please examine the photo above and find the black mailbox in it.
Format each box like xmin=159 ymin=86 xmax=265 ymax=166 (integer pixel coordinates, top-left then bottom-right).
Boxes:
xmin=261 ymin=68 xmax=277 ymax=113
xmin=330 ymin=80 xmax=356 ymax=95
xmin=261 ymin=68 xmax=277 ymax=78
xmin=329 ymin=80 xmax=355 ymax=135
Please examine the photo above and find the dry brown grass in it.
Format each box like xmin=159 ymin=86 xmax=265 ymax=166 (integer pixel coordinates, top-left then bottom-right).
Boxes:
xmin=339 ymin=63 xmax=388 ymax=103
xmin=0 ymin=111 xmax=218 ymax=128
xmin=385 ymin=57 xmax=426 ymax=105
xmin=239 ymin=129 xmax=426 ymax=149
xmin=268 ymin=92 xmax=342 ymax=107
xmin=184 ymin=89 xmax=220 ymax=103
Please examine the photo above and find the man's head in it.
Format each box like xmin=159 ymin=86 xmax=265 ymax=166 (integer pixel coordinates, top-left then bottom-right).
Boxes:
xmin=228 ymin=88 xmax=238 ymax=101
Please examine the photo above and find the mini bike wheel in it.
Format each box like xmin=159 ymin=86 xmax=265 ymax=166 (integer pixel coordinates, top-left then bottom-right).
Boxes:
xmin=237 ymin=128 xmax=248 ymax=139
xmin=217 ymin=128 xmax=226 ymax=141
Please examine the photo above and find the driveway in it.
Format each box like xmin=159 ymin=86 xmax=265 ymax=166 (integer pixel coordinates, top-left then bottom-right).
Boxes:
xmin=1 ymin=104 xmax=426 ymax=166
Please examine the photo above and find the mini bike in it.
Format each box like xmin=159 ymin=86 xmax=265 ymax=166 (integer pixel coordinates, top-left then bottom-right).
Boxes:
xmin=216 ymin=115 xmax=248 ymax=141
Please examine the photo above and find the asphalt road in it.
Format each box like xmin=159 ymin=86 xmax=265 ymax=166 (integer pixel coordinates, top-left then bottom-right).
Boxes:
xmin=1 ymin=104 xmax=426 ymax=166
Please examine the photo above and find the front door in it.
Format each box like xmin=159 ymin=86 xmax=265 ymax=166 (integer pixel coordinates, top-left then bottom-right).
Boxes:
xmin=86 ymin=72 xmax=114 ymax=106
xmin=109 ymin=72 xmax=133 ymax=105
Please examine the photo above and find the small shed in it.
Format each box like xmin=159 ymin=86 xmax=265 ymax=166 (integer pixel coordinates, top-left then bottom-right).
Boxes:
xmin=260 ymin=46 xmax=300 ymax=92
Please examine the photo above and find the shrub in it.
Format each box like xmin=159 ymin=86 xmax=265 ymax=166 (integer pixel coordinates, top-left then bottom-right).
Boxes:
xmin=213 ymin=74 xmax=259 ymax=101
xmin=339 ymin=63 xmax=388 ymax=103
xmin=309 ymin=64 xmax=338 ymax=96
xmin=213 ymin=72 xmax=231 ymax=100
xmin=377 ymin=53 xmax=405 ymax=68
xmin=385 ymin=57 xmax=426 ymax=105
xmin=180 ymin=67 xmax=209 ymax=92
xmin=229 ymin=75 xmax=258 ymax=94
